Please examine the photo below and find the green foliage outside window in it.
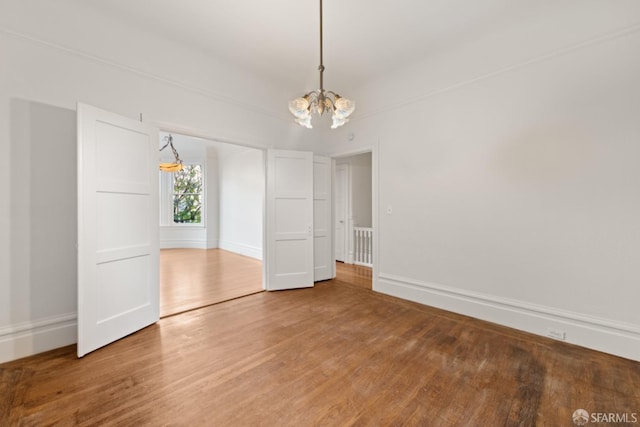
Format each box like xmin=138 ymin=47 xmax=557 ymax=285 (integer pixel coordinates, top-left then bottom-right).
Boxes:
xmin=173 ymin=165 xmax=202 ymax=223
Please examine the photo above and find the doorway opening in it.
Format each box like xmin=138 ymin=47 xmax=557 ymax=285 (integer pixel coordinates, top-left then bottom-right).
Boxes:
xmin=158 ymin=132 xmax=264 ymax=317
xmin=333 ymin=152 xmax=373 ymax=289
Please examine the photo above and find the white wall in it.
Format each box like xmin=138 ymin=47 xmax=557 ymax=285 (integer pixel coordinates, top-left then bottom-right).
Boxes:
xmin=206 ymin=147 xmax=220 ymax=249
xmin=219 ymin=149 xmax=265 ymax=260
xmin=0 ymin=101 xmax=78 ymax=363
xmin=0 ymin=2 xmax=314 ymax=363
xmin=326 ymin=6 xmax=640 ymax=360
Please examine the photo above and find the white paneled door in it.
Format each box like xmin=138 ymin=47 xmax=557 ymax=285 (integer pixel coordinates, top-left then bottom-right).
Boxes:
xmin=266 ymin=149 xmax=314 ymax=290
xmin=334 ymin=164 xmax=348 ymax=262
xmin=77 ymin=103 xmax=159 ymax=357
xmin=313 ymin=155 xmax=333 ymax=281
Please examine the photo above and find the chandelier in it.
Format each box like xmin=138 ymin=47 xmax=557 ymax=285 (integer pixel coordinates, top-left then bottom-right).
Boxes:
xmin=288 ymin=0 xmax=355 ymax=129
xmin=159 ymin=134 xmax=183 ymax=172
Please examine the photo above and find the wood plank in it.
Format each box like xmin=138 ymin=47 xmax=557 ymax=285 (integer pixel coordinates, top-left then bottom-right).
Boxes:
xmin=160 ymin=248 xmax=263 ymax=317
xmin=1 ymin=274 xmax=638 ymax=426
xmin=335 ymin=261 xmax=372 ymax=290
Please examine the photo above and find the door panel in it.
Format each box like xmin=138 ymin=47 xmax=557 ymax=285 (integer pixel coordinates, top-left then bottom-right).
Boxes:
xmin=77 ymin=103 xmax=159 ymax=357
xmin=313 ymin=155 xmax=333 ymax=281
xmin=96 ymin=256 xmax=151 ymax=320
xmin=266 ymin=149 xmax=314 ymax=290
xmin=334 ymin=164 xmax=348 ymax=262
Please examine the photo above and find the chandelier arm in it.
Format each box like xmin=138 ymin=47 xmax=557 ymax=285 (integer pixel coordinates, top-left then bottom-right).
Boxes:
xmin=169 ymin=141 xmax=182 ymax=164
xmin=159 ymin=136 xmax=171 ymax=152
xmin=325 ymin=96 xmax=336 ymax=109
xmin=159 ymin=134 xmax=182 ymax=164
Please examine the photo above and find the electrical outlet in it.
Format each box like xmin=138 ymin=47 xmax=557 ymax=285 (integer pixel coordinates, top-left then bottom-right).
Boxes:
xmin=547 ymin=328 xmax=566 ymax=341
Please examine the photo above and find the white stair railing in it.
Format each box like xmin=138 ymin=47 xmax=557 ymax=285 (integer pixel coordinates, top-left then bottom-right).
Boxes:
xmin=353 ymin=227 xmax=373 ymax=267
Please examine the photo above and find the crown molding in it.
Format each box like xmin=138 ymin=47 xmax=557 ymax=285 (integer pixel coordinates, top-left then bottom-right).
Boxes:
xmin=353 ymin=22 xmax=640 ymax=122
xmin=0 ymin=26 xmax=290 ymax=123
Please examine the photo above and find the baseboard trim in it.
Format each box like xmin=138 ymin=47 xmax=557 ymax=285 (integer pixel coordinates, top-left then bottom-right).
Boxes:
xmin=376 ymin=273 xmax=640 ymax=362
xmin=0 ymin=313 xmax=77 ymax=364
xmin=218 ymin=240 xmax=262 ymax=260
xmin=160 ymin=239 xmax=208 ymax=249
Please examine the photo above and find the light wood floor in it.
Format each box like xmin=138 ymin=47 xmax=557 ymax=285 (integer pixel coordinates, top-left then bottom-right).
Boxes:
xmin=160 ymin=248 xmax=263 ymax=317
xmin=335 ymin=261 xmax=372 ymax=289
xmin=2 ymin=272 xmax=638 ymax=426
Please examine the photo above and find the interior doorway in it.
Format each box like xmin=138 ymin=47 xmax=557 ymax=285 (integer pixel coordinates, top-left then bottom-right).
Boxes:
xmin=334 ymin=152 xmax=373 ymax=266
xmin=158 ymin=132 xmax=265 ymax=317
xmin=333 ymin=152 xmax=373 ymax=287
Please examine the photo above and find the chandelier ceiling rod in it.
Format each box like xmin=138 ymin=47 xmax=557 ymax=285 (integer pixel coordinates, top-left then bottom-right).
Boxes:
xmin=318 ymin=0 xmax=324 ymax=94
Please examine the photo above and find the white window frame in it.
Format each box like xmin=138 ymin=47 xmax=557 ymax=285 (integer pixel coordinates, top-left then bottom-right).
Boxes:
xmin=159 ymin=163 xmax=205 ymax=227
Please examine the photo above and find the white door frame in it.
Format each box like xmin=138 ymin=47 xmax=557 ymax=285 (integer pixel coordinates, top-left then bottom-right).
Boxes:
xmin=146 ymin=124 xmax=269 ymax=290
xmin=330 ymin=145 xmax=378 ymax=289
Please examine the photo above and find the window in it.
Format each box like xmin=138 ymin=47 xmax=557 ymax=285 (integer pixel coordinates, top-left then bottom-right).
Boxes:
xmin=172 ymin=164 xmax=203 ymax=224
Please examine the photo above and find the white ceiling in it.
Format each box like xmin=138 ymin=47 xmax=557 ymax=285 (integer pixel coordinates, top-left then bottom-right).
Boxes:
xmin=81 ymin=0 xmax=542 ymax=93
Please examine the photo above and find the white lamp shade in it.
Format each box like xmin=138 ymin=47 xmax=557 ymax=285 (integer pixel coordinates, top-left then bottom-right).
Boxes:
xmin=334 ymin=97 xmax=355 ymax=118
xmin=331 ymin=115 xmax=349 ymax=129
xmin=289 ymin=98 xmax=310 ymax=118
xmin=296 ymin=115 xmax=313 ymax=128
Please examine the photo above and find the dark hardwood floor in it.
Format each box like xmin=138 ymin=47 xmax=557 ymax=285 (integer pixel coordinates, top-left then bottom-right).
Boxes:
xmin=1 ymin=266 xmax=638 ymax=426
